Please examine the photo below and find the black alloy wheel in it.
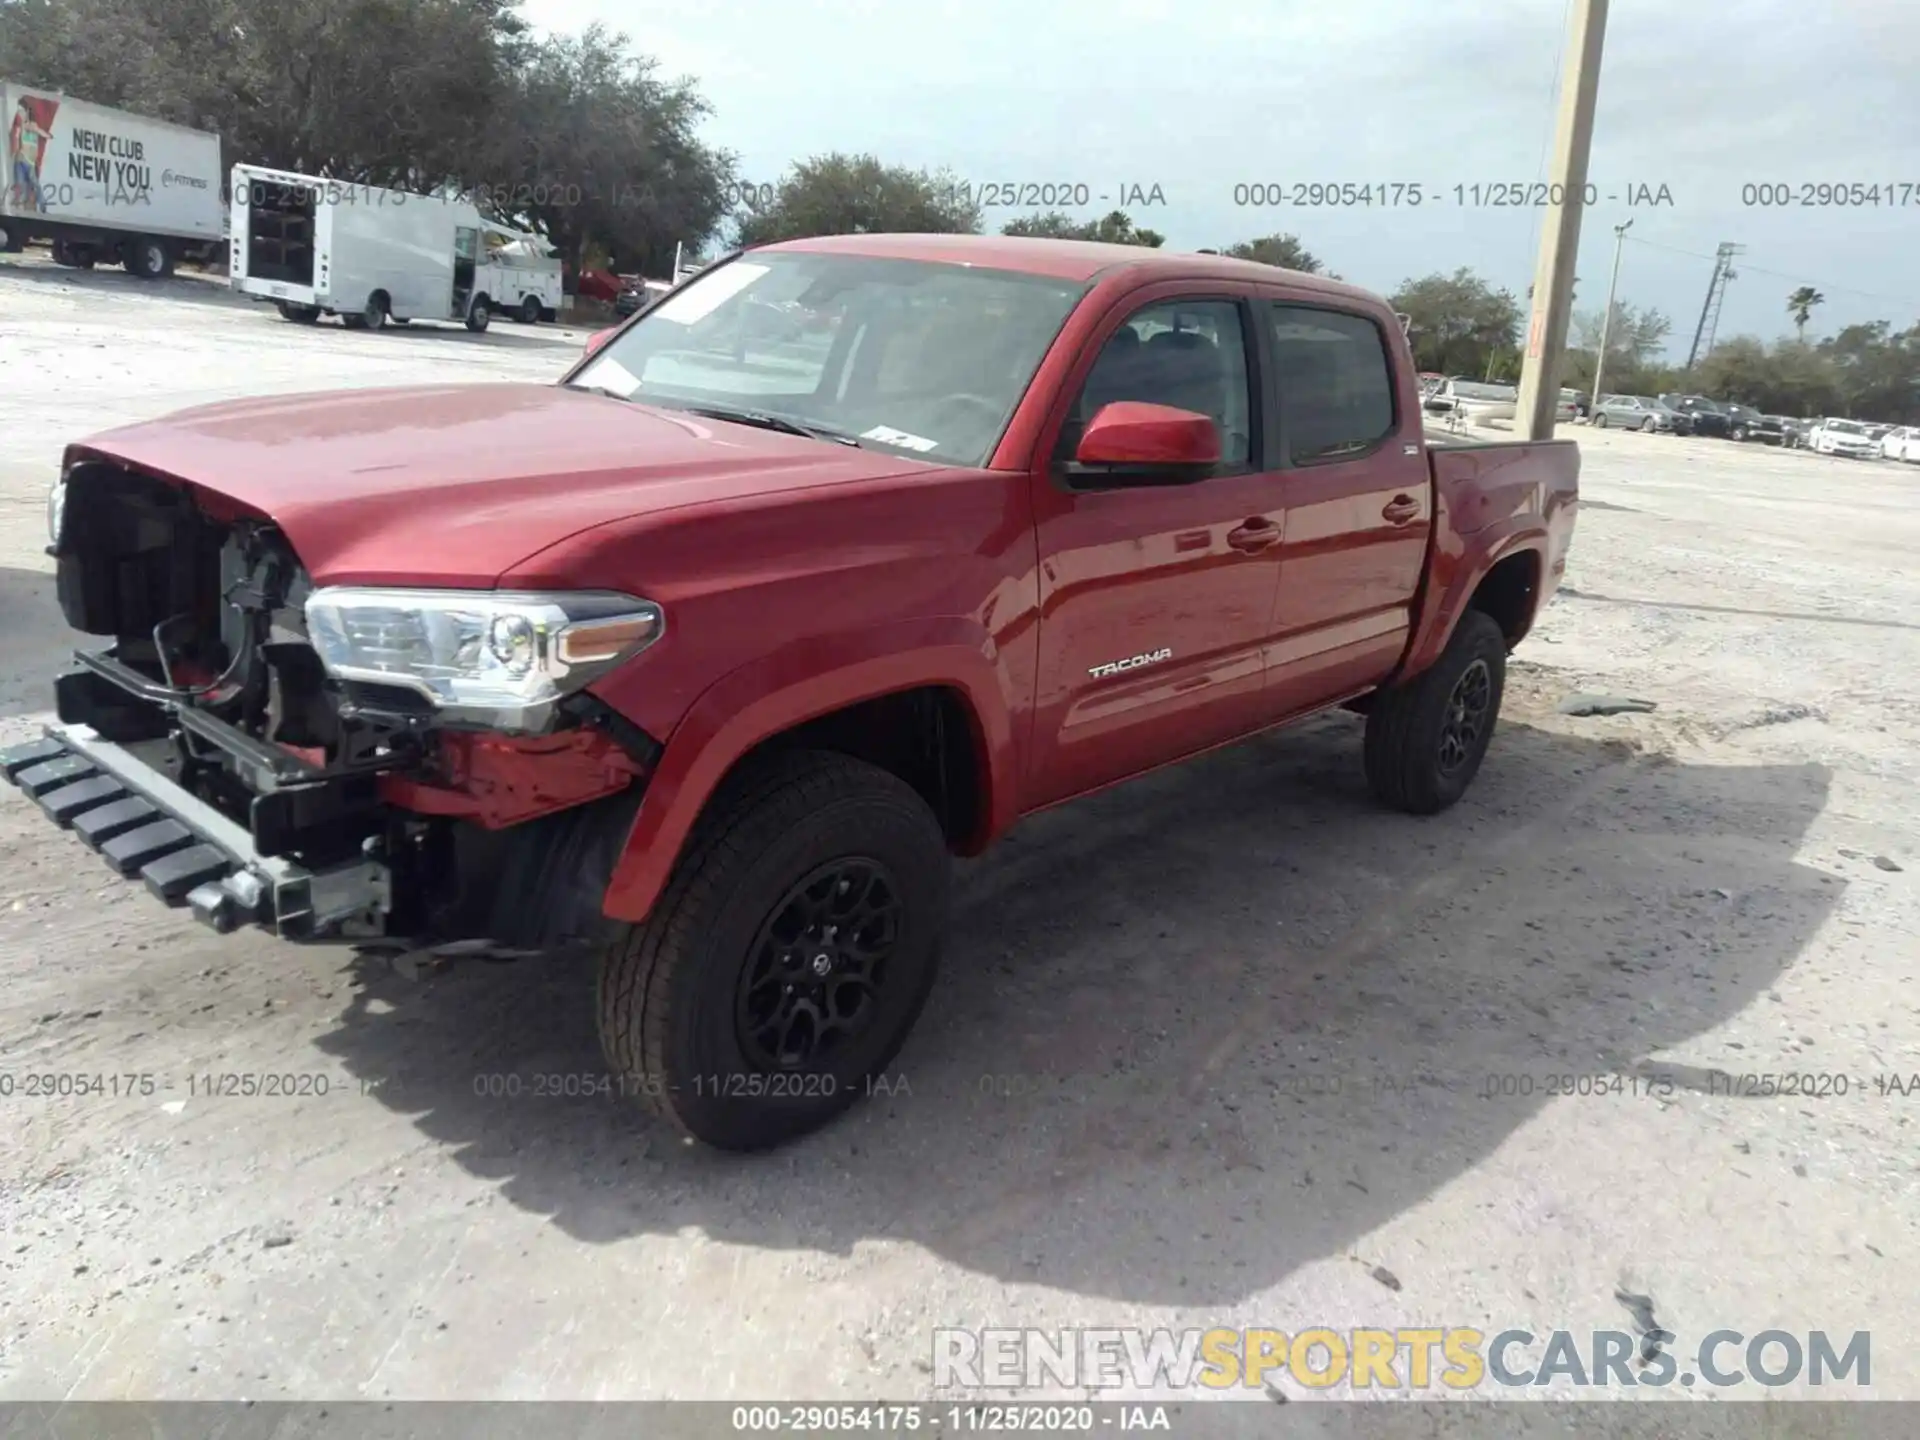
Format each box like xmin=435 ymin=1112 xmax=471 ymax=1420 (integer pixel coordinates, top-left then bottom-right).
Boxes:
xmin=1436 ymin=658 xmax=1493 ymax=776
xmin=735 ymin=857 xmax=903 ymax=1070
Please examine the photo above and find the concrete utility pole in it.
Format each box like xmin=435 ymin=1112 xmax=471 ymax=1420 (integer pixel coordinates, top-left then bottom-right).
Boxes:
xmin=1515 ymin=0 xmax=1612 ymax=440
xmin=1590 ymin=218 xmax=1632 ymax=408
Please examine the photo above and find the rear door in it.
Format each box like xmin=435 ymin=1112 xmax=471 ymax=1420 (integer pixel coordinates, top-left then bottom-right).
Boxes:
xmin=1024 ymin=286 xmax=1286 ymax=808
xmin=1257 ymin=298 xmax=1431 ymax=717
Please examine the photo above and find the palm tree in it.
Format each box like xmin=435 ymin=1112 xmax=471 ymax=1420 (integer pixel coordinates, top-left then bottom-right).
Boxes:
xmin=1787 ymin=286 xmax=1824 ymax=343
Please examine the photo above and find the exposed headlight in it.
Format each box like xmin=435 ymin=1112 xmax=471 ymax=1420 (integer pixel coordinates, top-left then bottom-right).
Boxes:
xmin=303 ymin=588 xmax=663 ymax=728
xmin=47 ymin=476 xmax=67 ymax=546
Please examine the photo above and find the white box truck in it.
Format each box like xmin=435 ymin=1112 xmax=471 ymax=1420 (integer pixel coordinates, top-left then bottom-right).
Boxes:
xmin=2 ymin=82 xmax=224 ymax=276
xmin=228 ymin=163 xmax=563 ymax=330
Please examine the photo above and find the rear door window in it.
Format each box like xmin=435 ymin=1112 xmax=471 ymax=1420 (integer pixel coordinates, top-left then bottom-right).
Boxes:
xmin=1266 ymin=306 xmax=1397 ymax=465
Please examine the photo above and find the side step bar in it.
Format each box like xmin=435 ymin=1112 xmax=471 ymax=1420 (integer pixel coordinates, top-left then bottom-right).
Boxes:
xmin=2 ymin=725 xmax=389 ymax=939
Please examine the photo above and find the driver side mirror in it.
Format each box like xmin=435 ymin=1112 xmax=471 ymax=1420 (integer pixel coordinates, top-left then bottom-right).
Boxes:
xmin=1062 ymin=402 xmax=1222 ymax=490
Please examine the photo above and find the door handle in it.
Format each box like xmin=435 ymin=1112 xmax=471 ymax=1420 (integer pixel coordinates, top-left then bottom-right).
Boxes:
xmin=1226 ymin=518 xmax=1280 ymax=552
xmin=1382 ymin=495 xmax=1421 ymax=524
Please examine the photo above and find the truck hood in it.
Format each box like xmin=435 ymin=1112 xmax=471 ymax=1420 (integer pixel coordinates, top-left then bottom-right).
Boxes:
xmin=69 ymin=383 xmax=927 ymax=587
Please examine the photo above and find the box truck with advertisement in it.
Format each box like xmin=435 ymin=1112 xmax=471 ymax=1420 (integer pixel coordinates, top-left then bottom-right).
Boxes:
xmin=228 ymin=163 xmax=562 ymax=330
xmin=1 ymin=82 xmax=224 ymax=277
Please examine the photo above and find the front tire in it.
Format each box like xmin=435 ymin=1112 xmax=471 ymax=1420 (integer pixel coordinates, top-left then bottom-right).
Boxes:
xmin=1364 ymin=609 xmax=1507 ymax=815
xmin=466 ymin=295 xmax=491 ymax=332
xmin=1591 ymin=413 xmax=1608 ymax=429
xmin=597 ymin=751 xmax=950 ymax=1151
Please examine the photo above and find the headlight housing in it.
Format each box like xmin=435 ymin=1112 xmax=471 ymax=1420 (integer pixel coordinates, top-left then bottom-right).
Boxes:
xmin=303 ymin=588 xmax=663 ymax=730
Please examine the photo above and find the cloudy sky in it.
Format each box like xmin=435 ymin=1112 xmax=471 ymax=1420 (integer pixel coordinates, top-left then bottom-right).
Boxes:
xmin=521 ymin=0 xmax=1919 ymax=356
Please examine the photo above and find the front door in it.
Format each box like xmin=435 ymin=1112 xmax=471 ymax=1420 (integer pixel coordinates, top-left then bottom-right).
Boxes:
xmin=1025 ymin=291 xmax=1287 ymax=809
xmin=1258 ymin=299 xmax=1432 ymax=717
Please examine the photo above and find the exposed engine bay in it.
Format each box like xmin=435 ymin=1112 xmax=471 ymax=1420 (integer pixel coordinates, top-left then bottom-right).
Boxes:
xmin=40 ymin=461 xmax=657 ymax=943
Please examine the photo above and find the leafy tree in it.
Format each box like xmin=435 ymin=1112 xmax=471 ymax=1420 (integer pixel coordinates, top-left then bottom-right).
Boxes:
xmin=1786 ymin=286 xmax=1824 ymax=343
xmin=1389 ymin=268 xmax=1523 ymax=380
xmin=734 ymin=153 xmax=980 ymax=245
xmin=1000 ymin=209 xmax=1163 ymax=246
xmin=0 ymin=0 xmax=736 ymax=271
xmin=1562 ymin=302 xmax=1675 ymax=395
xmin=478 ymin=24 xmax=735 ymax=275
xmin=1819 ymin=320 xmax=1920 ymax=419
xmin=1216 ymin=233 xmax=1323 ymax=273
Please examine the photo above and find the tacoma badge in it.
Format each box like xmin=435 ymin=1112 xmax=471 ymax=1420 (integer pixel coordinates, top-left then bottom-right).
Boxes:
xmin=1088 ymin=647 xmax=1173 ymax=679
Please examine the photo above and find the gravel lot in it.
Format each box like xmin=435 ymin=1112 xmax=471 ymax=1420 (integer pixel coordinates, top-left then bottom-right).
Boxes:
xmin=1 ymin=256 xmax=1916 ymax=1415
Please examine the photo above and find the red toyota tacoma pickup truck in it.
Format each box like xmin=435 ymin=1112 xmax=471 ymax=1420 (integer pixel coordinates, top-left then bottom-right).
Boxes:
xmin=8 ymin=233 xmax=1577 ymax=1149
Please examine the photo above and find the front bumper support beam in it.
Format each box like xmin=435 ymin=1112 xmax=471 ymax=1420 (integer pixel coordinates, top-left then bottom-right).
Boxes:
xmin=3 ymin=724 xmax=389 ymax=939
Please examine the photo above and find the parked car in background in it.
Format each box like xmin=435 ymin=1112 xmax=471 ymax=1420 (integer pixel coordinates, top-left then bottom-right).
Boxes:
xmin=1878 ymin=425 xmax=1920 ymax=463
xmin=1808 ymin=417 xmax=1879 ymax=458
xmin=613 ymin=277 xmax=671 ymax=318
xmin=1726 ymin=405 xmax=1784 ymax=444
xmin=1658 ymin=394 xmax=1733 ymax=438
xmin=1591 ymin=394 xmax=1673 ymax=432
xmin=1434 ymin=379 xmax=1519 ymax=425
xmin=571 ymin=266 xmax=623 ymax=303
xmin=1775 ymin=416 xmax=1811 ymax=448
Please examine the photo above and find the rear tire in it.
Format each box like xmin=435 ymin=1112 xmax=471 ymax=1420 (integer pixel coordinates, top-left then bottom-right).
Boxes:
xmin=596 ymin=750 xmax=950 ymax=1151
xmin=518 ymin=294 xmax=542 ymax=324
xmin=50 ymin=239 xmax=94 ymax=269
xmin=124 ymin=236 xmax=172 ymax=279
xmin=466 ymin=295 xmax=491 ymax=332
xmin=1364 ymin=609 xmax=1507 ymax=815
xmin=276 ymin=301 xmax=320 ymax=323
xmin=361 ymin=291 xmax=389 ymax=330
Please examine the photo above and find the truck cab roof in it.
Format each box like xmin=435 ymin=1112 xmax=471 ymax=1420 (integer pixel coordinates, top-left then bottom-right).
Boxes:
xmin=760 ymin=232 xmax=1375 ymax=298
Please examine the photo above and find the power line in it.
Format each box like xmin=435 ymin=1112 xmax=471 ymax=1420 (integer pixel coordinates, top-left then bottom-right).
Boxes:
xmin=1622 ymin=233 xmax=1920 ymax=312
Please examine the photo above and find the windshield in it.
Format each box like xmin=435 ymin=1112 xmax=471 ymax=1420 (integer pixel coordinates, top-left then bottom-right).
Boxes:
xmin=571 ymin=250 xmax=1088 ymax=466
xmin=1450 ymin=382 xmax=1517 ymax=400
xmin=1827 ymin=419 xmax=1866 ymax=434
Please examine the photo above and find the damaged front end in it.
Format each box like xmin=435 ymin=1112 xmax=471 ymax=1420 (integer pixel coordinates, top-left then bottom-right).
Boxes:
xmin=6 ymin=458 xmax=662 ymax=943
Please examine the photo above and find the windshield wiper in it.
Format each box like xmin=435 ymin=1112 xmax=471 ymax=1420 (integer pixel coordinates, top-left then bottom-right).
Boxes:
xmin=680 ymin=405 xmax=861 ymax=447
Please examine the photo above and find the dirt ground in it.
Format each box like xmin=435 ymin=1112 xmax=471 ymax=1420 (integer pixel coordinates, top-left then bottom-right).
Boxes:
xmin=1 ymin=256 xmax=1916 ymax=1414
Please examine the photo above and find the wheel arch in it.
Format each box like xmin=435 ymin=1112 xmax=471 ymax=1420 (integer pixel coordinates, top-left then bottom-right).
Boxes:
xmin=1399 ymin=527 xmax=1548 ymax=680
xmin=597 ymin=629 xmax=1018 ymax=923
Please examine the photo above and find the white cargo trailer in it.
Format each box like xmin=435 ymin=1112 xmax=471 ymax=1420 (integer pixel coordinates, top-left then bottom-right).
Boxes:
xmin=1 ymin=82 xmax=224 ymax=276
xmin=228 ymin=163 xmax=563 ymax=330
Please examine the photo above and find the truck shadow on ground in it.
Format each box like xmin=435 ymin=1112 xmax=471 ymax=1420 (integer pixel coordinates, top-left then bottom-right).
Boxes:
xmin=315 ymin=706 xmax=1838 ymax=1306
xmin=0 ymin=255 xmax=252 ymax=307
